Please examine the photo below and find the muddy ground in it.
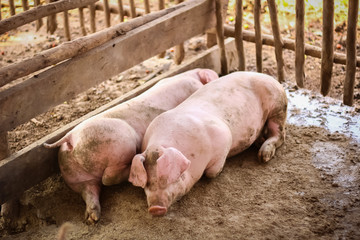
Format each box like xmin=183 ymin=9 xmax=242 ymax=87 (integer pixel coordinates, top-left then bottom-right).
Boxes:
xmin=1 ymin=5 xmax=360 ymax=240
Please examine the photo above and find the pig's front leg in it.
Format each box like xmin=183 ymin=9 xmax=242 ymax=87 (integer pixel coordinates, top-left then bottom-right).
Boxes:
xmin=258 ymin=117 xmax=286 ymax=162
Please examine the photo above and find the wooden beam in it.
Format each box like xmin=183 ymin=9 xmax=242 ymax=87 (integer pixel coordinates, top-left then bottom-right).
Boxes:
xmin=267 ymin=0 xmax=285 ymax=82
xmin=235 ymin=0 xmax=245 ymax=70
xmin=0 ymin=6 xmax=182 ymax=87
xmin=0 ymin=38 xmax=237 ymax=205
xmin=254 ymin=0 xmax=262 ymax=72
xmin=0 ymin=0 xmax=99 ymax=35
xmin=215 ymin=0 xmax=228 ymax=75
xmin=295 ymin=0 xmax=305 ymax=87
xmin=0 ymin=0 xmax=216 ymax=133
xmin=320 ymin=0 xmax=334 ymax=96
xmin=224 ymin=26 xmax=360 ymax=67
xmin=343 ymin=0 xmax=359 ymax=106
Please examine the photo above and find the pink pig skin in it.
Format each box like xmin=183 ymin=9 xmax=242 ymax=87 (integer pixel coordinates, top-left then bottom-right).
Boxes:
xmin=43 ymin=69 xmax=218 ymax=224
xmin=129 ymin=71 xmax=288 ymax=216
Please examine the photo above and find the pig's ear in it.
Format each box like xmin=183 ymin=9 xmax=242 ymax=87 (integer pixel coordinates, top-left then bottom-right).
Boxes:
xmin=197 ymin=69 xmax=219 ymax=84
xmin=129 ymin=154 xmax=147 ymax=188
xmin=157 ymin=147 xmax=191 ymax=184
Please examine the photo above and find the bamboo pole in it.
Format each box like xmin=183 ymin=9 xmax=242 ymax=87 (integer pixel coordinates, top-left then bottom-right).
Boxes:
xmin=0 ymin=6 xmax=183 ymax=87
xmin=343 ymin=0 xmax=359 ymax=106
xmin=235 ymin=0 xmax=245 ymax=70
xmin=295 ymin=0 xmax=305 ymax=87
xmin=266 ymin=0 xmax=285 ymax=82
xmin=63 ymin=10 xmax=71 ymax=41
xmin=157 ymin=0 xmax=166 ymax=58
xmin=129 ymin=0 xmax=136 ymax=18
xmin=254 ymin=0 xmax=262 ymax=72
xmin=9 ymin=0 xmax=16 ymax=16
xmin=0 ymin=0 xmax=98 ymax=35
xmin=21 ymin=0 xmax=29 ymax=11
xmin=224 ymin=26 xmax=360 ymax=67
xmin=144 ymin=0 xmax=150 ymax=14
xmin=34 ymin=0 xmax=44 ymax=31
xmin=320 ymin=0 xmax=334 ymax=96
xmin=89 ymin=2 xmax=96 ymax=32
xmin=79 ymin=7 xmax=87 ymax=36
xmin=174 ymin=0 xmax=185 ymax=65
xmin=104 ymin=0 xmax=111 ymax=27
xmin=215 ymin=0 xmax=228 ymax=75
xmin=117 ymin=0 xmax=124 ymax=21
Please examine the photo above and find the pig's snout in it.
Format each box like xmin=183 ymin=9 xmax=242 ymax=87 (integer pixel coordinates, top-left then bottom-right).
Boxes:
xmin=148 ymin=205 xmax=167 ymax=216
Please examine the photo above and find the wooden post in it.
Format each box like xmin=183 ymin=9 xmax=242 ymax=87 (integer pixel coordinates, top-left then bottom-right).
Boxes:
xmin=266 ymin=0 xmax=285 ymax=82
xmin=320 ymin=0 xmax=334 ymax=96
xmin=9 ymin=0 xmax=16 ymax=16
xmin=63 ymin=10 xmax=71 ymax=41
xmin=343 ymin=0 xmax=359 ymax=106
xmin=47 ymin=0 xmax=58 ymax=34
xmin=21 ymin=0 xmax=29 ymax=11
xmin=104 ymin=0 xmax=111 ymax=27
xmin=254 ymin=0 xmax=262 ymax=73
xmin=174 ymin=0 xmax=185 ymax=65
xmin=0 ymin=132 xmax=19 ymax=231
xmin=215 ymin=0 xmax=228 ymax=75
xmin=144 ymin=0 xmax=151 ymax=14
xmin=89 ymin=3 xmax=96 ymax=33
xmin=235 ymin=0 xmax=245 ymax=70
xmin=34 ymin=0 xmax=43 ymax=31
xmin=0 ymin=0 xmax=1 ymax=21
xmin=295 ymin=0 xmax=305 ymax=87
xmin=117 ymin=0 xmax=124 ymax=21
xmin=79 ymin=7 xmax=87 ymax=36
xmin=129 ymin=0 xmax=136 ymax=18
xmin=158 ymin=0 xmax=166 ymax=58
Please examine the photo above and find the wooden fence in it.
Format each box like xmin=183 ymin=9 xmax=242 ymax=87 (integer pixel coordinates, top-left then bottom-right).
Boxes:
xmin=0 ymin=0 xmax=359 ymax=225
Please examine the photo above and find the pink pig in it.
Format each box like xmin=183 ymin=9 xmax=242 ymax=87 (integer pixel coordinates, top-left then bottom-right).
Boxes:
xmin=43 ymin=69 xmax=218 ymax=224
xmin=129 ymin=71 xmax=288 ymax=216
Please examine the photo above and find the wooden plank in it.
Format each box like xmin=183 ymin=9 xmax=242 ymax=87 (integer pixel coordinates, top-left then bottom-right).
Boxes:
xmin=174 ymin=0 xmax=185 ymax=65
xmin=254 ymin=0 xmax=262 ymax=72
xmin=0 ymin=0 xmax=216 ymax=133
xmin=295 ymin=0 xmax=305 ymax=87
xmin=0 ymin=38 xmax=237 ymax=205
xmin=0 ymin=7 xmax=177 ymax=87
xmin=235 ymin=0 xmax=245 ymax=70
xmin=343 ymin=0 xmax=359 ymax=106
xmin=320 ymin=0 xmax=334 ymax=96
xmin=266 ymin=0 xmax=285 ymax=82
xmin=224 ymin=25 xmax=360 ymax=67
xmin=0 ymin=0 xmax=98 ymax=35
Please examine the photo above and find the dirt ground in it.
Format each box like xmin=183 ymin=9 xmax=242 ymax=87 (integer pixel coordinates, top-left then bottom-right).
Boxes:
xmin=1 ymin=4 xmax=360 ymax=240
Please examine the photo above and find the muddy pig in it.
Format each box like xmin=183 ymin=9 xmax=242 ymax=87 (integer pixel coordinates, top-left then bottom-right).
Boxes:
xmin=43 ymin=69 xmax=218 ymax=224
xmin=129 ymin=71 xmax=288 ymax=216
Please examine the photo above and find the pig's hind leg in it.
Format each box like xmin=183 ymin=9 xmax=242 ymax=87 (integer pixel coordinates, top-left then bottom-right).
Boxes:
xmin=79 ymin=181 xmax=101 ymax=224
xmin=258 ymin=111 xmax=286 ymax=162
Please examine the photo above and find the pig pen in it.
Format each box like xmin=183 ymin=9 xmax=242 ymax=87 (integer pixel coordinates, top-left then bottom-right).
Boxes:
xmin=1 ymin=0 xmax=360 ymax=239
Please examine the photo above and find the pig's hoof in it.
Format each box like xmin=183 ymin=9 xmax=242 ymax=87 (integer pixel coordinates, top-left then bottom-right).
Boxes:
xmin=85 ymin=204 xmax=101 ymax=225
xmin=148 ymin=206 xmax=167 ymax=216
xmin=258 ymin=144 xmax=276 ymax=163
